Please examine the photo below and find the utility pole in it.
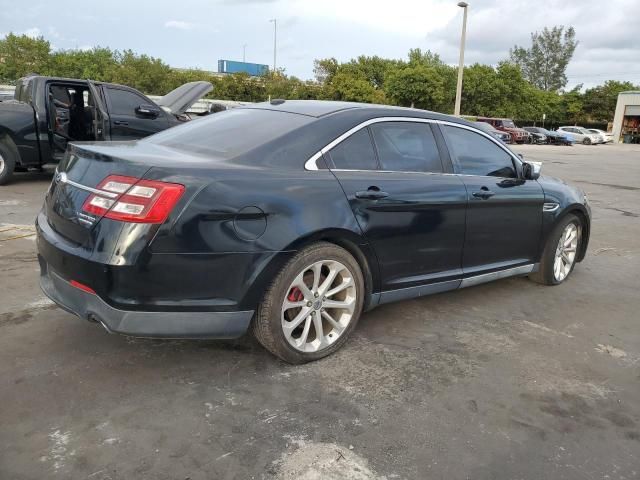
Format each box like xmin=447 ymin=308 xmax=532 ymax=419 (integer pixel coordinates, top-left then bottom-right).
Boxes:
xmin=454 ymin=2 xmax=468 ymax=116
xmin=242 ymin=44 xmax=247 ymax=62
xmin=269 ymin=18 xmax=277 ymax=73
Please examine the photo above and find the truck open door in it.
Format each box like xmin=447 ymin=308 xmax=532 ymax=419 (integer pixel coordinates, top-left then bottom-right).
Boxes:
xmin=87 ymin=81 xmax=110 ymax=141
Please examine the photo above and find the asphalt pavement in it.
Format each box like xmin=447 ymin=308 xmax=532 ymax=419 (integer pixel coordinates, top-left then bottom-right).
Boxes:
xmin=1 ymin=143 xmax=639 ymax=479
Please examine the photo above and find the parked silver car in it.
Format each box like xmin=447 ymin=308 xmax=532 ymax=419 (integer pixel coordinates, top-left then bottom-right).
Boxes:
xmin=557 ymin=126 xmax=601 ymax=145
xmin=588 ymin=129 xmax=613 ymax=143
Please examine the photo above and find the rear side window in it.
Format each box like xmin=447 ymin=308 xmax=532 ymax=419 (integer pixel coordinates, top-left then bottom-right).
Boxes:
xmin=443 ymin=125 xmax=516 ymax=178
xmin=328 ymin=128 xmax=378 ymax=170
xmin=148 ymin=108 xmax=312 ymax=158
xmin=370 ymin=122 xmax=442 ymax=173
xmin=107 ymin=88 xmax=149 ymax=115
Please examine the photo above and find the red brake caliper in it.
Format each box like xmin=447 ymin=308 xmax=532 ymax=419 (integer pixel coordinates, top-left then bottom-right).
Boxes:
xmin=287 ymin=287 xmax=304 ymax=302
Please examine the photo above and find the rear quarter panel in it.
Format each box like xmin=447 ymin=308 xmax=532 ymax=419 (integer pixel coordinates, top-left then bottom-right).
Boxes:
xmin=146 ymin=165 xmax=373 ymax=308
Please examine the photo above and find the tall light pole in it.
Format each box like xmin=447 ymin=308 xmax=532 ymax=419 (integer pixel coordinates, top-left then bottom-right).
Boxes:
xmin=454 ymin=2 xmax=468 ymax=116
xmin=242 ymin=44 xmax=247 ymax=62
xmin=269 ymin=18 xmax=277 ymax=73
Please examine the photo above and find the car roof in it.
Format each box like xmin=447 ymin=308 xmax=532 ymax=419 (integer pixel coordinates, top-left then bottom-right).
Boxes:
xmin=242 ymin=100 xmax=466 ymax=123
xmin=20 ymin=74 xmax=143 ymax=91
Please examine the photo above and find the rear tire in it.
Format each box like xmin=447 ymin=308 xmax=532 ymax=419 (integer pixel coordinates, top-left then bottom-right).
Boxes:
xmin=252 ymin=242 xmax=365 ymax=364
xmin=0 ymin=142 xmax=16 ymax=186
xmin=529 ymin=214 xmax=582 ymax=285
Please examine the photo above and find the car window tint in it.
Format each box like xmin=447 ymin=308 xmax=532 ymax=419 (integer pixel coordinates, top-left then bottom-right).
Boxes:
xmin=149 ymin=108 xmax=311 ymax=159
xmin=329 ymin=128 xmax=378 ymax=170
xmin=370 ymin=122 xmax=443 ymax=173
xmin=443 ymin=125 xmax=516 ymax=178
xmin=107 ymin=88 xmax=148 ymax=115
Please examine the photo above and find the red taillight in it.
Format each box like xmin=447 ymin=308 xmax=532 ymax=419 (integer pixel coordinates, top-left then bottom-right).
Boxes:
xmin=70 ymin=280 xmax=96 ymax=295
xmin=81 ymin=175 xmax=185 ymax=224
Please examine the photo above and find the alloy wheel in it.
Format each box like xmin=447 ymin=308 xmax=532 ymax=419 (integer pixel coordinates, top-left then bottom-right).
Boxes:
xmin=554 ymin=223 xmax=579 ymax=282
xmin=281 ymin=259 xmax=357 ymax=353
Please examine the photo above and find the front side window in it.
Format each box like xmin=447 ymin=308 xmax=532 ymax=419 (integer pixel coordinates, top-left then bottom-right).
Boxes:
xmin=370 ymin=122 xmax=443 ymax=173
xmin=107 ymin=88 xmax=149 ymax=115
xmin=328 ymin=128 xmax=378 ymax=170
xmin=443 ymin=125 xmax=517 ymax=178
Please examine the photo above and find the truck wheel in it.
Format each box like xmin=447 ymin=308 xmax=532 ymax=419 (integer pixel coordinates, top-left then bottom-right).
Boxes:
xmin=0 ymin=142 xmax=17 ymax=186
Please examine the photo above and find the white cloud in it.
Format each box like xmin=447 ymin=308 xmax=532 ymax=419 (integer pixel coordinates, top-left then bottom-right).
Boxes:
xmin=293 ymin=0 xmax=458 ymax=37
xmin=164 ymin=20 xmax=195 ymax=30
xmin=22 ymin=27 xmax=42 ymax=38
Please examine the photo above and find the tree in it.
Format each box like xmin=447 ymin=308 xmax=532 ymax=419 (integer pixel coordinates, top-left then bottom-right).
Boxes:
xmin=509 ymin=26 xmax=577 ymax=91
xmin=561 ymin=85 xmax=585 ymax=124
xmin=325 ymin=72 xmax=386 ymax=103
xmin=0 ymin=33 xmax=51 ymax=82
xmin=582 ymin=80 xmax=639 ymax=122
xmin=385 ymin=64 xmax=445 ymax=110
xmin=313 ymin=58 xmax=339 ymax=84
xmin=48 ymin=47 xmax=117 ymax=81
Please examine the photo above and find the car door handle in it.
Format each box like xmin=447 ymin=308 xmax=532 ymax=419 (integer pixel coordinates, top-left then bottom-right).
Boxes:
xmin=472 ymin=188 xmax=495 ymax=200
xmin=355 ymin=188 xmax=389 ymax=200
xmin=113 ymin=120 xmax=129 ymax=126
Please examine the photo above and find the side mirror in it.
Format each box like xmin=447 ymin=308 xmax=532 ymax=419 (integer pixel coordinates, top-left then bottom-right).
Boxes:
xmin=523 ymin=161 xmax=542 ymax=180
xmin=135 ymin=104 xmax=161 ymax=118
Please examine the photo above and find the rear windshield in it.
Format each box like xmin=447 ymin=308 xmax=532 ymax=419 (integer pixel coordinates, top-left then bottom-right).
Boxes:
xmin=146 ymin=108 xmax=312 ymax=158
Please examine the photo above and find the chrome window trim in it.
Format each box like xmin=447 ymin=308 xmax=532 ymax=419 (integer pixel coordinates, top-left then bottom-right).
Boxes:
xmin=304 ymin=116 xmax=523 ymax=173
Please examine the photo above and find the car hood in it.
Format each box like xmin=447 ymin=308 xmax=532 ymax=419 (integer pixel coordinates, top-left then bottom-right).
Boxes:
xmin=155 ymin=81 xmax=213 ymax=115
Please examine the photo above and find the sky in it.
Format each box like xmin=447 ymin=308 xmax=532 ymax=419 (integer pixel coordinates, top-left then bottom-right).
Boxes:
xmin=1 ymin=0 xmax=639 ymax=90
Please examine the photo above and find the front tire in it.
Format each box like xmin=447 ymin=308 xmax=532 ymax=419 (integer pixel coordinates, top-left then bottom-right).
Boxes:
xmin=530 ymin=214 xmax=582 ymax=285
xmin=582 ymin=137 xmax=591 ymax=145
xmin=0 ymin=142 xmax=17 ymax=186
xmin=252 ymin=242 xmax=365 ymax=364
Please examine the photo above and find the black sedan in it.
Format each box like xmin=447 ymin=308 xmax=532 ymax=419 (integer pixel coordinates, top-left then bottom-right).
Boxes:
xmin=524 ymin=126 xmax=573 ymax=145
xmin=37 ymin=101 xmax=591 ymax=363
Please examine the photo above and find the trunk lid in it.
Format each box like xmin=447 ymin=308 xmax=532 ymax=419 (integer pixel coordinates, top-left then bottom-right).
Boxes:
xmin=45 ymin=142 xmax=152 ymax=244
xmin=155 ymin=81 xmax=213 ymax=116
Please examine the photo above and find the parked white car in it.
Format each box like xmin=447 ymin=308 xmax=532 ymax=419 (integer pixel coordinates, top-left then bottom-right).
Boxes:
xmin=557 ymin=126 xmax=601 ymax=145
xmin=588 ymin=129 xmax=614 ymax=143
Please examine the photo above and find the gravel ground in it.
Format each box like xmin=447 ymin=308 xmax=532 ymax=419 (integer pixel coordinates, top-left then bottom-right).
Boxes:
xmin=1 ymin=143 xmax=639 ymax=479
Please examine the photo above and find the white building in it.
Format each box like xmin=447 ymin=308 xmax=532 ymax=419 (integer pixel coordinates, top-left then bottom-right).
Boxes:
xmin=612 ymin=91 xmax=640 ymax=143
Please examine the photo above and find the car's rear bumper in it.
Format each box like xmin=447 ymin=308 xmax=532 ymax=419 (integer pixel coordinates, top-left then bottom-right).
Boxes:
xmin=39 ymin=261 xmax=253 ymax=338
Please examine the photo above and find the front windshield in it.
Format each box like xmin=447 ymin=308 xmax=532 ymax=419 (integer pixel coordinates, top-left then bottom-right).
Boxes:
xmin=502 ymin=120 xmax=516 ymax=128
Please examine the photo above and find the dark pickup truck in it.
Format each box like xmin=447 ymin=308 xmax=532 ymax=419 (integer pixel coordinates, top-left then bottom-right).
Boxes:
xmin=0 ymin=75 xmax=212 ymax=184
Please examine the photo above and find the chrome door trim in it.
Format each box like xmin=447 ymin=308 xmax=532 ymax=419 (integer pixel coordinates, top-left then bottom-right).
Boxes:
xmin=460 ymin=264 xmax=537 ymax=289
xmin=304 ymin=116 xmax=522 ymax=171
xmin=378 ymin=279 xmax=461 ymax=306
xmin=373 ymin=263 xmax=537 ymax=305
